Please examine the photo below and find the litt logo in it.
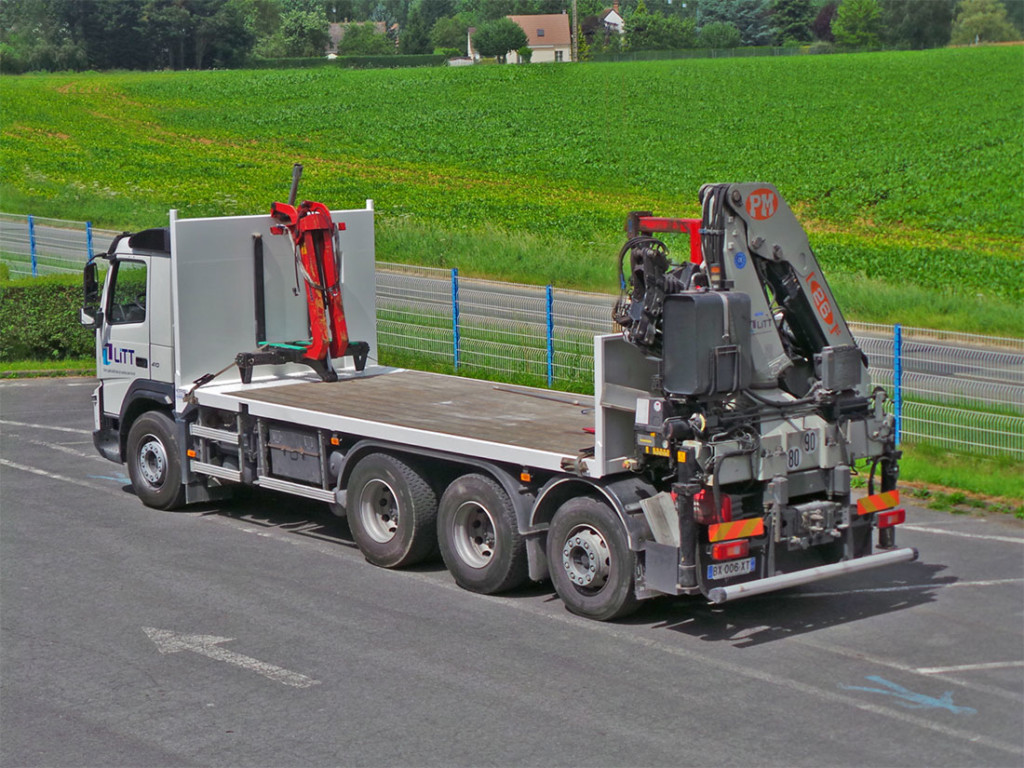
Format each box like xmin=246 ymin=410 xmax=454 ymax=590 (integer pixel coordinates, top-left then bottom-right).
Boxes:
xmin=103 ymin=343 xmax=136 ymax=367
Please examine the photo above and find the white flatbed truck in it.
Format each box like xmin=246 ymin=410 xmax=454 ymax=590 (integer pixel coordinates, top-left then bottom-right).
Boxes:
xmin=81 ymin=186 xmax=917 ymax=621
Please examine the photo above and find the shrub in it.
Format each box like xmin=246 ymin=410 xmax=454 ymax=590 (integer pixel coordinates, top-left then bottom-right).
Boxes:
xmin=0 ymin=274 xmax=94 ymax=361
xmin=697 ymin=21 xmax=742 ymax=49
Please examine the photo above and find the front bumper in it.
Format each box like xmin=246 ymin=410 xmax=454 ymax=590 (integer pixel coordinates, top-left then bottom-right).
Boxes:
xmin=93 ymin=423 xmax=121 ymax=463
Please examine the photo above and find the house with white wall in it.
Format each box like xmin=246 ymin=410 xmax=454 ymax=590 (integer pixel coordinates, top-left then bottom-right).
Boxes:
xmin=600 ymin=3 xmax=625 ymax=35
xmin=507 ymin=13 xmax=572 ymax=63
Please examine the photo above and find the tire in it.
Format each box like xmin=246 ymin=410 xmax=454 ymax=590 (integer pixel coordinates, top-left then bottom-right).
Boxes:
xmin=437 ymin=474 xmax=528 ymax=594
xmin=347 ymin=453 xmax=437 ymax=568
xmin=126 ymin=411 xmax=186 ymax=510
xmin=547 ymin=497 xmax=639 ymax=621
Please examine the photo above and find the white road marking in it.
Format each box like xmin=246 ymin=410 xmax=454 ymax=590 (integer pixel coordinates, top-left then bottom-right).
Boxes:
xmin=143 ymin=628 xmax=320 ymax=689
xmin=18 ymin=436 xmax=106 ymax=461
xmin=0 ymin=458 xmax=114 ymax=493
xmin=902 ymin=525 xmax=1024 ymax=545
xmin=917 ymin=661 xmax=1024 ymax=675
xmin=795 ymin=638 xmax=1024 ymax=703
xmin=0 ymin=419 xmax=92 ymax=435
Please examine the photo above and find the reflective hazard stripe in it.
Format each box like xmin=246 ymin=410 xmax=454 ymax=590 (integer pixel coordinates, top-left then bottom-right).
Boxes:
xmin=708 ymin=518 xmax=765 ymax=543
xmin=857 ymin=490 xmax=900 ymax=516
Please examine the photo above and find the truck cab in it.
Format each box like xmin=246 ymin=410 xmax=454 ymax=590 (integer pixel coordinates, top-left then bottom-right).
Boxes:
xmin=82 ymin=228 xmax=175 ymax=465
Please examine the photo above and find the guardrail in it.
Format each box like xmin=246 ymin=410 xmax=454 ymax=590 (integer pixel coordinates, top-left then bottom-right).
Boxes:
xmin=2 ymin=213 xmax=1021 ymax=459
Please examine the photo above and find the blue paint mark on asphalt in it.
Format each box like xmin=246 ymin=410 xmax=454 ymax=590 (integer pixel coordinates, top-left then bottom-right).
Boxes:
xmin=840 ymin=675 xmax=976 ymax=715
xmin=88 ymin=474 xmax=131 ymax=484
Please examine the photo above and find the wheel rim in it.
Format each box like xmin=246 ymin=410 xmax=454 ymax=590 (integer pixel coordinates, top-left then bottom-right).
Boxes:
xmin=451 ymin=501 xmax=496 ymax=569
xmin=561 ymin=524 xmax=611 ymax=590
xmin=138 ymin=436 xmax=168 ymax=488
xmin=358 ymin=478 xmax=400 ymax=543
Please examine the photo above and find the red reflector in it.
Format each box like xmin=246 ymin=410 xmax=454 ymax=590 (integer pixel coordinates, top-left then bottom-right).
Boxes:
xmin=877 ymin=508 xmax=906 ymax=528
xmin=711 ymin=540 xmax=749 ymax=561
xmin=695 ymin=490 xmax=733 ymax=524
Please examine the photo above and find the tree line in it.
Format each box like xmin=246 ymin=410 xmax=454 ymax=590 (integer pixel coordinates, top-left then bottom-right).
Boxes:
xmin=1 ymin=0 xmax=1020 ymax=73
xmin=609 ymin=0 xmax=1021 ymax=58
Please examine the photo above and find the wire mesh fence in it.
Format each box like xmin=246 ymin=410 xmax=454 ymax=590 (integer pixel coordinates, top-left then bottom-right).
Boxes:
xmin=901 ymin=401 xmax=1024 ymax=458
xmin=0 ymin=214 xmax=119 ymax=278
xmin=2 ymin=213 xmax=1021 ymax=458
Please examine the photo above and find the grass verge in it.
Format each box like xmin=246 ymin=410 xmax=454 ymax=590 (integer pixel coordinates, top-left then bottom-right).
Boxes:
xmin=897 ymin=443 xmax=1023 ymax=513
xmin=0 ymin=358 xmax=94 ymax=378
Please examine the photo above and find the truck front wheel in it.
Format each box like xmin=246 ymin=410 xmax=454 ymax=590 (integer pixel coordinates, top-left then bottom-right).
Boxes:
xmin=438 ymin=474 xmax=528 ymax=594
xmin=347 ymin=453 xmax=437 ymax=568
xmin=127 ymin=411 xmax=186 ymax=510
xmin=547 ymin=497 xmax=639 ymax=621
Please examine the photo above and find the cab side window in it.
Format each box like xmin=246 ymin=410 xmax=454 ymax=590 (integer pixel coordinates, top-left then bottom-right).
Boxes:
xmin=107 ymin=260 xmax=147 ymax=325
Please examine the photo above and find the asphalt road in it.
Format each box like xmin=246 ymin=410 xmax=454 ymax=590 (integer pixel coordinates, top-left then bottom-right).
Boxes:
xmin=2 ymin=378 xmax=1022 ymax=768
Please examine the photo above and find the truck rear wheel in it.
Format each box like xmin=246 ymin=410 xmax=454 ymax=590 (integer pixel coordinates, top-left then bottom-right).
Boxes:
xmin=126 ymin=411 xmax=186 ymax=511
xmin=547 ymin=497 xmax=639 ymax=621
xmin=438 ymin=474 xmax=528 ymax=594
xmin=347 ymin=453 xmax=437 ymax=568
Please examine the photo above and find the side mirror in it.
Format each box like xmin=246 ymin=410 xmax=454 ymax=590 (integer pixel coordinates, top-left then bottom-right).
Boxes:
xmin=81 ymin=261 xmax=102 ymax=329
xmin=83 ymin=261 xmax=100 ymax=304
xmin=80 ymin=306 xmax=103 ymax=329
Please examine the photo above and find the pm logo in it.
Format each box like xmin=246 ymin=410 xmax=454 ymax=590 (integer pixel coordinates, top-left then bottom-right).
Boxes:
xmin=746 ymin=188 xmax=778 ymax=220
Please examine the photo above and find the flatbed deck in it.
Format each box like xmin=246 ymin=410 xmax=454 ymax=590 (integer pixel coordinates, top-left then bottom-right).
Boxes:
xmin=211 ymin=369 xmax=598 ymax=473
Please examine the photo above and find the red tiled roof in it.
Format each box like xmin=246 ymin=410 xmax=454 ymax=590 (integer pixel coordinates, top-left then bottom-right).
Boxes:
xmin=507 ymin=14 xmax=571 ymax=48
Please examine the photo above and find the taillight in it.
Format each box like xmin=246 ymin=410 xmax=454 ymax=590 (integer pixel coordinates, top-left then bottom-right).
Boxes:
xmin=694 ymin=489 xmax=732 ymax=524
xmin=877 ymin=508 xmax=906 ymax=528
xmin=711 ymin=539 xmax=749 ymax=561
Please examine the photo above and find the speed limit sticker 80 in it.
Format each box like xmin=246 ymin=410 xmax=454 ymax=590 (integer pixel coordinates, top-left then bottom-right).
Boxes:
xmin=786 ymin=430 xmax=819 ymax=471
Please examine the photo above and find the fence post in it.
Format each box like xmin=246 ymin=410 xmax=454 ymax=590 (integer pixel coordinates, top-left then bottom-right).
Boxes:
xmin=893 ymin=323 xmax=902 ymax=446
xmin=28 ymin=215 xmax=37 ymax=277
xmin=546 ymin=285 xmax=554 ymax=388
xmin=86 ymin=221 xmax=94 ymax=262
xmin=451 ymin=268 xmax=460 ymax=370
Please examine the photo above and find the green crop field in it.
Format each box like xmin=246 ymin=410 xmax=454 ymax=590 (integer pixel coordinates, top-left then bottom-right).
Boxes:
xmin=2 ymin=46 xmax=1022 ymax=334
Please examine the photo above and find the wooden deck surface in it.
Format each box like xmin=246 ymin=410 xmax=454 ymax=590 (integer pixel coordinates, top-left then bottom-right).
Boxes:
xmin=230 ymin=370 xmax=595 ymax=457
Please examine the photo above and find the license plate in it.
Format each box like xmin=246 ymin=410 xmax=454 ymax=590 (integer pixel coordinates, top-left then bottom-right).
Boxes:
xmin=707 ymin=557 xmax=756 ymax=581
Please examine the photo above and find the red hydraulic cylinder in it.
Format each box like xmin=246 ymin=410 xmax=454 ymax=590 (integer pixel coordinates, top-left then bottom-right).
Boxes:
xmin=270 ymin=200 xmax=351 ymax=364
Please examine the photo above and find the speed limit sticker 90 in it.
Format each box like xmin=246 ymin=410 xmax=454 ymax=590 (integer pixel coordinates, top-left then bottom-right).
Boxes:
xmin=786 ymin=430 xmax=818 ymax=470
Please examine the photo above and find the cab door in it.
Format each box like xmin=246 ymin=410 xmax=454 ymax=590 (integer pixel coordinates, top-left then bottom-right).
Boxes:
xmin=98 ymin=256 xmax=152 ymax=418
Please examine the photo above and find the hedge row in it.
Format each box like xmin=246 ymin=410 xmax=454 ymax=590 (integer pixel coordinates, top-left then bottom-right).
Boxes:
xmin=0 ymin=273 xmax=94 ymax=361
xmin=248 ymin=54 xmax=446 ymax=70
